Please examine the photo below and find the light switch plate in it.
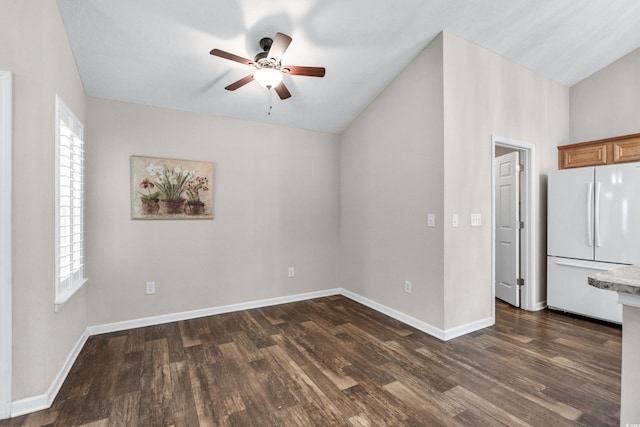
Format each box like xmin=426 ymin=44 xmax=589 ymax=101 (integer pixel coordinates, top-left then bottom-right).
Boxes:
xmin=145 ymin=282 xmax=156 ymax=295
xmin=471 ymin=213 xmax=482 ymax=227
xmin=427 ymin=214 xmax=435 ymax=227
xmin=452 ymin=213 xmax=459 ymax=228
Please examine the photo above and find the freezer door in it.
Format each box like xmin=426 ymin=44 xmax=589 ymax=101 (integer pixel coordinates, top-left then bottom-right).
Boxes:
xmin=547 ymin=257 xmax=622 ymax=323
xmin=547 ymin=167 xmax=595 ymax=259
xmin=595 ymin=162 xmax=640 ymax=264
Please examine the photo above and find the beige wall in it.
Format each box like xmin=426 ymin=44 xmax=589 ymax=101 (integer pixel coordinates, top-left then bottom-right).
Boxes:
xmin=570 ymin=48 xmax=640 ymax=143
xmin=340 ymin=31 xmax=569 ymax=332
xmin=85 ymin=98 xmax=340 ymax=325
xmin=441 ymin=32 xmax=569 ymax=328
xmin=340 ymin=34 xmax=445 ymax=328
xmin=0 ymin=1 xmax=88 ymax=399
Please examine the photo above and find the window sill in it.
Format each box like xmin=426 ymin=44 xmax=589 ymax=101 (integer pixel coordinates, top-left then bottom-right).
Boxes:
xmin=55 ymin=277 xmax=88 ymax=312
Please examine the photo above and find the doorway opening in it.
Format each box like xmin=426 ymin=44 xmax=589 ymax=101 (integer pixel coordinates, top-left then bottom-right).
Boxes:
xmin=491 ymin=136 xmax=538 ymax=319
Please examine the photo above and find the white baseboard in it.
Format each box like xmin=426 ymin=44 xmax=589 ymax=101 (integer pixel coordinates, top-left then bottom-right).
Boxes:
xmin=10 ymin=329 xmax=89 ymax=418
xmin=8 ymin=287 xmax=494 ymax=419
xmin=442 ymin=316 xmax=494 ymax=340
xmin=87 ymin=289 xmax=342 ymax=336
xmin=9 ymin=395 xmax=47 ymax=419
xmin=341 ymin=290 xmax=447 ymax=339
xmin=341 ymin=289 xmax=494 ymax=341
xmin=532 ymin=300 xmax=547 ymax=311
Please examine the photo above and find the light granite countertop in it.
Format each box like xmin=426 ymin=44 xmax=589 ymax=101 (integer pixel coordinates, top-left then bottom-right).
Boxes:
xmin=588 ymin=264 xmax=640 ymax=296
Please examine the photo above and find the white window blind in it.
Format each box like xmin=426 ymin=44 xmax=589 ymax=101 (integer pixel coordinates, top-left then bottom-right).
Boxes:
xmin=55 ymin=96 xmax=86 ymax=309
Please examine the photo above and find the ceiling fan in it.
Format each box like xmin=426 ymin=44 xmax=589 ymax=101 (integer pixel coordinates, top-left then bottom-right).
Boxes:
xmin=210 ymin=32 xmax=325 ymax=100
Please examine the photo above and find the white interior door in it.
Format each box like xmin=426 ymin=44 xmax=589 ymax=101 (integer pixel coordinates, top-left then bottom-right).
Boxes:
xmin=494 ymin=151 xmax=520 ymax=307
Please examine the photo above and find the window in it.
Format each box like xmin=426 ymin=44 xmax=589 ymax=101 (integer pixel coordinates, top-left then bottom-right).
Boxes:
xmin=55 ymin=96 xmax=86 ymax=309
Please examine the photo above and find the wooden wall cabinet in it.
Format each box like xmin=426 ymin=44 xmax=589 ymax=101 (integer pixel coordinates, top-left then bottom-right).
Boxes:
xmin=558 ymin=133 xmax=640 ymax=169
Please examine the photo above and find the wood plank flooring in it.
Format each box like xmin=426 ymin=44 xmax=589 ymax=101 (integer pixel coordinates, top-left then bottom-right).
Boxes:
xmin=1 ymin=296 xmax=621 ymax=426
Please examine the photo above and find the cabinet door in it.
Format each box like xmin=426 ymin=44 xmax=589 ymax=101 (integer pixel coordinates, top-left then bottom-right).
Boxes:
xmin=548 ymin=167 xmax=594 ymax=260
xmin=613 ymin=136 xmax=640 ymax=164
xmin=559 ymin=143 xmax=609 ymax=169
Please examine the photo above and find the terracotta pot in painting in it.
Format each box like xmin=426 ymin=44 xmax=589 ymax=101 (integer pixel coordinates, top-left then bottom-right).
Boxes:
xmin=184 ymin=204 xmax=205 ymax=216
xmin=159 ymin=198 xmax=185 ymax=214
xmin=141 ymin=200 xmax=159 ymax=215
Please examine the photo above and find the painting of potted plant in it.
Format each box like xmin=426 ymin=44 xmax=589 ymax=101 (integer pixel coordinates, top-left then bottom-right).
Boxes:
xmin=138 ymin=178 xmax=160 ymax=215
xmin=131 ymin=156 xmax=214 ymax=220
xmin=184 ymin=176 xmax=209 ymax=215
xmin=148 ymin=164 xmax=192 ymax=214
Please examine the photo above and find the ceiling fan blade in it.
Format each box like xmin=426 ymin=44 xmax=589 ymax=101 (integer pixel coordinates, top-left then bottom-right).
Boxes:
xmin=283 ymin=65 xmax=326 ymax=77
xmin=225 ymin=74 xmax=254 ymax=91
xmin=274 ymin=81 xmax=291 ymax=100
xmin=268 ymin=32 xmax=292 ymax=63
xmin=210 ymin=49 xmax=253 ymax=66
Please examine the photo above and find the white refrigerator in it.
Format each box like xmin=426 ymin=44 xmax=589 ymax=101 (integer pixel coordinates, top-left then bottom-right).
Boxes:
xmin=547 ymin=162 xmax=640 ymax=323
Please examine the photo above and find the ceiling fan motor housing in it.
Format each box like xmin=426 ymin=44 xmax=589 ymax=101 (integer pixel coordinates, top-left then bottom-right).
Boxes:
xmin=259 ymin=37 xmax=273 ymax=52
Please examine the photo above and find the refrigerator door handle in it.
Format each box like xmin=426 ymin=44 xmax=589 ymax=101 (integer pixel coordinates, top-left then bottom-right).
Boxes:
xmin=552 ymin=259 xmax=614 ymax=271
xmin=587 ymin=181 xmax=593 ymax=247
xmin=595 ymin=181 xmax=601 ymax=247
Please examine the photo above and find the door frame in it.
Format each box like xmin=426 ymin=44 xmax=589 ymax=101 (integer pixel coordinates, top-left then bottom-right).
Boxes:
xmin=0 ymin=70 xmax=12 ymax=419
xmin=494 ymin=150 xmax=521 ymax=307
xmin=491 ymin=135 xmax=537 ymax=316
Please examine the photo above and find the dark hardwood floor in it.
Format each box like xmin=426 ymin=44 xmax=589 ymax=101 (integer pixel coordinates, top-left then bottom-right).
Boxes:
xmin=1 ymin=296 xmax=621 ymax=426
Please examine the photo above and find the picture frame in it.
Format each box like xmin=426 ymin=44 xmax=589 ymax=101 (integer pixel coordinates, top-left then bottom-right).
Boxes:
xmin=130 ymin=155 xmax=214 ymax=220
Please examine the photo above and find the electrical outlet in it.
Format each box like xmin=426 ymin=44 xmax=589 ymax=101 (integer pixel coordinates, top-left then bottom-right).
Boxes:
xmin=288 ymin=267 xmax=295 ymax=278
xmin=404 ymin=280 xmax=412 ymax=294
xmin=145 ymin=281 xmax=155 ymax=295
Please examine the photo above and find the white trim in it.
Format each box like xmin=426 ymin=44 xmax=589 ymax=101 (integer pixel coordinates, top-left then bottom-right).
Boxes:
xmin=442 ymin=316 xmax=495 ymax=341
xmin=91 ymin=288 xmax=493 ymax=343
xmin=9 ymin=396 xmax=47 ymax=419
xmin=88 ymin=289 xmax=342 ymax=336
xmin=0 ymin=70 xmax=13 ymax=421
xmin=341 ymin=289 xmax=493 ymax=341
xmin=10 ymin=329 xmax=89 ymax=418
xmin=9 ymin=287 xmax=494 ymax=417
xmin=341 ymin=290 xmax=447 ymax=339
xmin=491 ymin=136 xmax=538 ymax=314
xmin=532 ymin=300 xmax=547 ymax=311
xmin=618 ymin=293 xmax=640 ymax=309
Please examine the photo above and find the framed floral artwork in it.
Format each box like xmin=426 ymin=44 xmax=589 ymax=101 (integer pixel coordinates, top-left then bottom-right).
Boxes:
xmin=130 ymin=155 xmax=214 ymax=220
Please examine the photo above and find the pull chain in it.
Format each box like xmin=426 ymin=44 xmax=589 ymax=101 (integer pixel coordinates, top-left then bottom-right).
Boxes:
xmin=267 ymin=87 xmax=273 ymax=116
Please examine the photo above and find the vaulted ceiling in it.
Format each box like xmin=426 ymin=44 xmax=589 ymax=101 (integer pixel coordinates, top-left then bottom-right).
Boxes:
xmin=57 ymin=0 xmax=640 ymax=133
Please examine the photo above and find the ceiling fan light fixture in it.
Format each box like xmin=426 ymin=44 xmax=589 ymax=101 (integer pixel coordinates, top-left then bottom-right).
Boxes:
xmin=254 ymin=67 xmax=282 ymax=89
xmin=211 ymin=32 xmax=324 ymax=100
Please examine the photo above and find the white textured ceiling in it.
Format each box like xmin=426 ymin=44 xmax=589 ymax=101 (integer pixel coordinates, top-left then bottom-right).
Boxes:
xmin=57 ymin=0 xmax=640 ymax=134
